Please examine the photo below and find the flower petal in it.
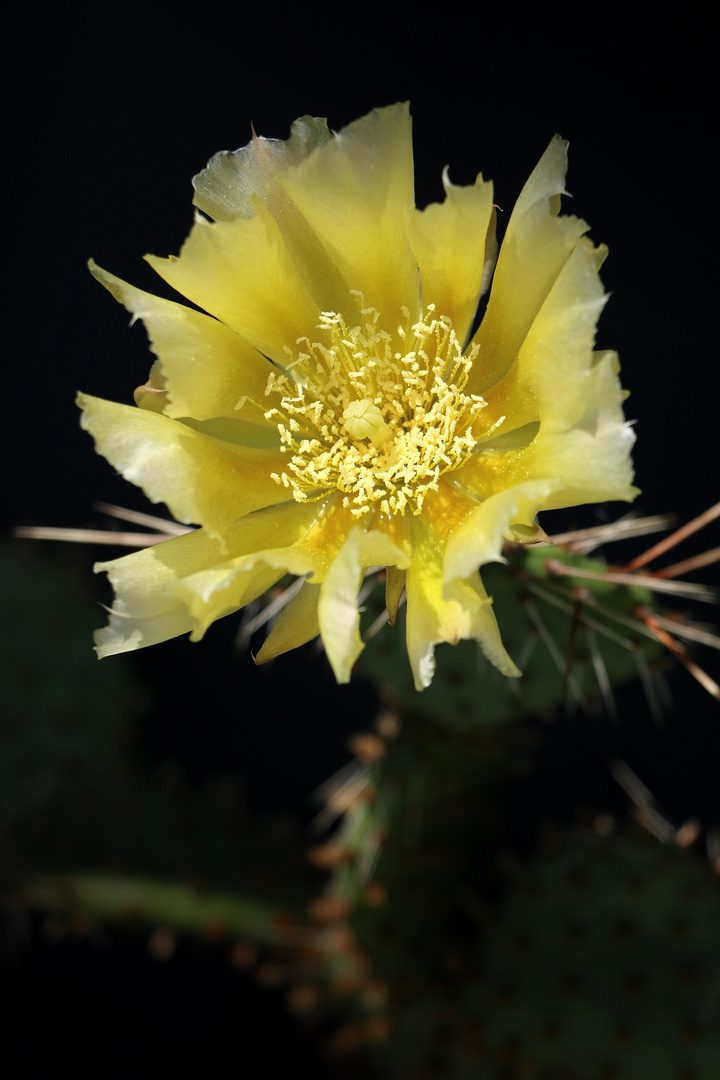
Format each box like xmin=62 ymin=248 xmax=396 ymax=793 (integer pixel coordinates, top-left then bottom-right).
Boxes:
xmin=278 ymin=103 xmax=419 ymax=319
xmin=385 ymin=565 xmax=406 ymax=625
xmin=254 ymin=580 xmax=321 ymax=664
xmin=89 ymin=261 xmax=278 ymax=424
xmin=443 ymin=480 xmax=557 ymax=583
xmin=510 ymin=236 xmax=610 ymax=430
xmin=193 ymin=119 xmax=352 ymax=315
xmin=94 ymin=501 xmax=324 ymax=656
xmin=470 ymin=135 xmax=589 ymax=394
xmin=171 ymin=550 xmax=314 ymax=642
xmin=407 ymin=169 xmax=495 ymax=345
xmin=405 ymin=520 xmax=520 ymax=691
xmin=94 ymin=528 xmax=217 ymax=657
xmin=176 ymin=498 xmax=398 ymax=644
xmin=146 ymin=201 xmax=320 ymax=366
xmin=446 ymin=396 xmax=637 ymax=588
xmin=78 ymin=393 xmax=291 ymax=539
xmin=317 ymin=524 xmax=412 ymax=684
xmin=516 ymin=412 xmax=638 ymax=513
xmin=192 ymin=115 xmax=333 ymax=222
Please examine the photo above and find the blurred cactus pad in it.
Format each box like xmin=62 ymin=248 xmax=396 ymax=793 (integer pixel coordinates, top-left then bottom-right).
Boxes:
xmin=3 ymin=533 xmax=720 ymax=1078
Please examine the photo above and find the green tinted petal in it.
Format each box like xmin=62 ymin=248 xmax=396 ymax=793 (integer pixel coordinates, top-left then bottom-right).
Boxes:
xmin=78 ymin=393 xmax=290 ymax=539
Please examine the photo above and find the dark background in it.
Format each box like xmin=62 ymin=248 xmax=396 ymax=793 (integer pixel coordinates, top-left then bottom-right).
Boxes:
xmin=4 ymin=4 xmax=719 ymax=1077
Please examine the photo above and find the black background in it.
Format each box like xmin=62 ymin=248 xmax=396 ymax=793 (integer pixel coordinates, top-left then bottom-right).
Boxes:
xmin=4 ymin=4 xmax=719 ymax=1077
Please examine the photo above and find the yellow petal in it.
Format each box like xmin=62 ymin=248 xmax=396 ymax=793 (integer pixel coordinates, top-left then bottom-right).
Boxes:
xmin=474 ymin=351 xmax=636 ymax=516
xmin=470 ymin=136 xmax=589 ymax=394
xmin=585 ymin=349 xmax=637 ymax=436
xmin=509 ymin=237 xmax=609 ymax=430
xmin=175 ymin=497 xmax=385 ymax=643
xmin=407 ymin=169 xmax=495 ymax=345
xmin=172 ymin=534 xmax=322 ymax=641
xmin=317 ymin=525 xmax=412 ymax=684
xmin=94 ymin=501 xmax=324 ymax=656
xmin=192 ymin=115 xmax=333 ymax=222
xmin=254 ymin=580 xmax=321 ymax=664
xmin=443 ymin=480 xmax=556 ymax=584
xmin=515 ymin=420 xmax=638 ymax=514
xmin=194 ymin=118 xmax=353 ymax=315
xmin=78 ymin=393 xmax=291 ymax=539
xmin=289 ymin=499 xmax=370 ymax=582
xmin=278 ymin=103 xmax=419 ymax=319
xmin=405 ymin=520 xmax=520 ymax=691
xmin=89 ymin=261 xmax=277 ymax=423
xmin=94 ymin=528 xmax=226 ymax=657
xmin=385 ymin=565 xmax=406 ymax=625
xmin=146 ymin=200 xmax=320 ymax=366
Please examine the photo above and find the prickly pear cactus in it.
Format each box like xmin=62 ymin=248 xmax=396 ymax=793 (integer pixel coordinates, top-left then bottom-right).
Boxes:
xmin=8 ymin=516 xmax=719 ymax=1079
xmin=460 ymin=831 xmax=720 ymax=1080
xmin=313 ymin=722 xmax=720 ymax=1078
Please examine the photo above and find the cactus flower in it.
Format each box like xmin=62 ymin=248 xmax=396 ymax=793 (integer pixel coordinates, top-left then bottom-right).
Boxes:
xmin=80 ymin=104 xmax=637 ymax=689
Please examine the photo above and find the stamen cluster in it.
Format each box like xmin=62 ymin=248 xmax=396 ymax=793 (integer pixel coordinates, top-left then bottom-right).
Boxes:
xmin=264 ymin=302 xmax=487 ymax=517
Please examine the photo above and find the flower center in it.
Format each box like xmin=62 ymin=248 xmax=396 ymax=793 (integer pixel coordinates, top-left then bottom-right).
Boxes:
xmin=263 ymin=301 xmax=487 ymax=517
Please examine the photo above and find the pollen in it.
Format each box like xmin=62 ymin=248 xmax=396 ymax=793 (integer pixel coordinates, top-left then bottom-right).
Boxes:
xmin=266 ymin=304 xmax=487 ymax=518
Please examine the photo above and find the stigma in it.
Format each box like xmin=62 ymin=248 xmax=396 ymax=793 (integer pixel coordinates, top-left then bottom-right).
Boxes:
xmin=342 ymin=399 xmax=393 ymax=448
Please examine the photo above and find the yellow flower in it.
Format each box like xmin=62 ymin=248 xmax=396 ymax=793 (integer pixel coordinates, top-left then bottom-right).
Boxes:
xmin=80 ymin=104 xmax=637 ymax=690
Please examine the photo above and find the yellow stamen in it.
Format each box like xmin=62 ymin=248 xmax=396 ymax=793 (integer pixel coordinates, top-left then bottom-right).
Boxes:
xmin=266 ymin=305 xmax=487 ymax=518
